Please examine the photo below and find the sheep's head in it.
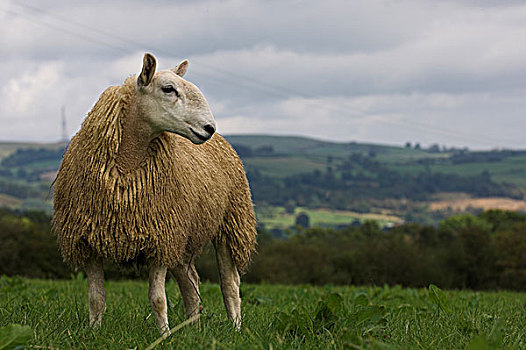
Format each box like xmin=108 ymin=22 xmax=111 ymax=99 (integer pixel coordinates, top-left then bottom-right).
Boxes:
xmin=136 ymin=53 xmax=216 ymax=144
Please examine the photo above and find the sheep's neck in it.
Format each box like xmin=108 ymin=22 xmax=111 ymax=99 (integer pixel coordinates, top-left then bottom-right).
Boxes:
xmin=116 ymin=101 xmax=158 ymax=174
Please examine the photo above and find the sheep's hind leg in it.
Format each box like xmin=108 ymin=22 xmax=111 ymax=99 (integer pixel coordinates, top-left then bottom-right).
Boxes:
xmin=173 ymin=261 xmax=201 ymax=319
xmin=149 ymin=265 xmax=170 ymax=335
xmin=85 ymin=257 xmax=106 ymax=328
xmin=214 ymin=239 xmax=242 ymax=330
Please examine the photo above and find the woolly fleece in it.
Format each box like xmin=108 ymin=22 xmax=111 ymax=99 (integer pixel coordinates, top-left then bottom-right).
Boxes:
xmin=53 ymin=77 xmax=257 ymax=272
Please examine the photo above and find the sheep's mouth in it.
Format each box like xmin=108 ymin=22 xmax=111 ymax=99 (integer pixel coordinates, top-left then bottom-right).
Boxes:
xmin=189 ymin=128 xmax=210 ymax=142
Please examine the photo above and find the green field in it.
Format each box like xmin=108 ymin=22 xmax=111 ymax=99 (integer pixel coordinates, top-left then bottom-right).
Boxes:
xmin=226 ymin=135 xmax=429 ymax=161
xmin=257 ymin=206 xmax=401 ymax=230
xmin=1 ymin=277 xmax=525 ymax=349
xmin=226 ymin=135 xmax=526 ymax=191
xmin=0 ymin=143 xmax=30 ymax=162
xmin=226 ymin=135 xmax=440 ymax=179
xmin=388 ymin=155 xmax=526 ymax=189
xmin=226 ymin=135 xmax=350 ymax=157
xmin=244 ymin=156 xmax=327 ymax=178
xmin=1 ymin=135 xmax=526 ymax=222
xmin=0 ymin=142 xmax=66 ymax=162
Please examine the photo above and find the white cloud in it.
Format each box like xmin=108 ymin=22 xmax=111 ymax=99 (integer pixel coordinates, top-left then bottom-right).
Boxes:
xmin=3 ymin=62 xmax=61 ymax=114
xmin=1 ymin=0 xmax=526 ymax=149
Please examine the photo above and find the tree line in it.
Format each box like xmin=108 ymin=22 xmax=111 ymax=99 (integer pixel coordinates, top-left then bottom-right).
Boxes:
xmin=1 ymin=147 xmax=65 ymax=167
xmin=1 ymin=208 xmax=526 ymax=290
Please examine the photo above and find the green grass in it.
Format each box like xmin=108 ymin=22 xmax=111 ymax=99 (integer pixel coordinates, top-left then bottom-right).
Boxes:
xmin=228 ymin=135 xmax=526 ymax=189
xmin=375 ymin=149 xmax=450 ymax=164
xmin=257 ymin=206 xmax=401 ymax=230
xmin=226 ymin=135 xmax=345 ymax=156
xmin=20 ymin=159 xmax=62 ymax=170
xmin=244 ymin=156 xmax=327 ymax=178
xmin=0 ymin=142 xmax=66 ymax=162
xmin=387 ymin=155 xmax=526 ymax=189
xmin=225 ymin=135 xmax=423 ymax=160
xmin=1 ymin=277 xmax=525 ymax=349
xmin=0 ymin=143 xmax=28 ymax=162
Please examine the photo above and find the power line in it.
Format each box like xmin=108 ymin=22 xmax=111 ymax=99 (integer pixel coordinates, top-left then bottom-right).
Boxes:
xmin=11 ymin=1 xmax=301 ymax=92
xmin=61 ymin=106 xmax=68 ymax=142
xmin=1 ymin=8 xmax=130 ymax=54
xmin=3 ymin=1 xmax=512 ymax=147
xmin=4 ymin=3 xmax=292 ymax=98
xmin=11 ymin=1 xmax=150 ymax=53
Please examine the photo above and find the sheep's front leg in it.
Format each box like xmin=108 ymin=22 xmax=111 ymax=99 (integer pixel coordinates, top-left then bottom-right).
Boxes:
xmin=85 ymin=258 xmax=105 ymax=328
xmin=173 ymin=262 xmax=201 ymax=319
xmin=214 ymin=239 xmax=242 ymax=330
xmin=149 ymin=265 xmax=170 ymax=335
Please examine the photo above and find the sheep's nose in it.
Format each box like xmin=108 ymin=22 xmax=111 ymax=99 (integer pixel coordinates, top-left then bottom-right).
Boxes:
xmin=204 ymin=124 xmax=216 ymax=135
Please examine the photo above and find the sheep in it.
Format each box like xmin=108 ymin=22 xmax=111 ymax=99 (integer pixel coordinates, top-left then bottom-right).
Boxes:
xmin=52 ymin=53 xmax=257 ymax=334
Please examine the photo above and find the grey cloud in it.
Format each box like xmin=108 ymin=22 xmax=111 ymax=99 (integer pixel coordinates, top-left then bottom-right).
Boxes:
xmin=1 ymin=0 xmax=526 ymax=149
xmin=2 ymin=0 xmax=430 ymax=59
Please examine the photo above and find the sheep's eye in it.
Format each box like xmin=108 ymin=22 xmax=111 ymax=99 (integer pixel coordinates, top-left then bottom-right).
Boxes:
xmin=161 ymin=85 xmax=178 ymax=96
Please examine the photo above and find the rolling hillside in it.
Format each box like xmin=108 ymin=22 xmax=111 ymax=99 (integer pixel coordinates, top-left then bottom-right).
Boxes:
xmin=227 ymin=135 xmax=444 ymax=178
xmin=0 ymin=135 xmax=525 ymax=227
xmin=227 ymin=135 xmax=526 ymax=188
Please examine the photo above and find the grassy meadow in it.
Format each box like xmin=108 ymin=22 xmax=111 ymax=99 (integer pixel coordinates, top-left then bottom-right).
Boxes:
xmin=1 ymin=277 xmax=525 ymax=349
xmin=256 ymin=206 xmax=401 ymax=230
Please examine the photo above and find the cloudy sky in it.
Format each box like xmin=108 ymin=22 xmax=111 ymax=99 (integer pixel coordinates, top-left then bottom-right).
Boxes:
xmin=1 ymin=0 xmax=526 ymax=149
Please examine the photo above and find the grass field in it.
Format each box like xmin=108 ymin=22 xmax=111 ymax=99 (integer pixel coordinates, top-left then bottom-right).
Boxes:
xmin=1 ymin=277 xmax=525 ymax=349
xmin=388 ymin=156 xmax=526 ymax=189
xmin=225 ymin=135 xmax=432 ymax=162
xmin=256 ymin=206 xmax=402 ymax=230
xmin=226 ymin=135 xmax=526 ymax=191
xmin=243 ymin=156 xmax=328 ymax=178
xmin=0 ymin=142 xmax=66 ymax=162
xmin=0 ymin=143 xmax=29 ymax=162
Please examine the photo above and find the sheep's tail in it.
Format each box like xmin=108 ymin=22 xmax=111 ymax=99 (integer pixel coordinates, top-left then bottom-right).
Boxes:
xmin=218 ymin=199 xmax=258 ymax=274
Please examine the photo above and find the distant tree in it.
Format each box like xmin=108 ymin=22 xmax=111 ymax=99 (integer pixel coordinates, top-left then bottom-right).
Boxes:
xmin=447 ymin=226 xmax=496 ymax=289
xmin=479 ymin=209 xmax=526 ymax=232
xmin=427 ymin=144 xmax=440 ymax=153
xmin=494 ymin=222 xmax=526 ymax=289
xmin=0 ymin=209 xmax=70 ymax=278
xmin=295 ymin=212 xmax=310 ymax=228
xmin=1 ymin=147 xmax=64 ymax=167
xmin=361 ymin=220 xmax=381 ymax=236
xmin=254 ymin=145 xmax=274 ymax=156
xmin=439 ymin=213 xmax=492 ymax=234
xmin=284 ymin=200 xmax=296 ymax=214
xmin=16 ymin=168 xmax=27 ymax=178
xmin=405 ymin=142 xmax=412 ymax=148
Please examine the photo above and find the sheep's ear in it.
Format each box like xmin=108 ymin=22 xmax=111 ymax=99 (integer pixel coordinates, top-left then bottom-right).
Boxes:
xmin=138 ymin=53 xmax=157 ymax=87
xmin=172 ymin=59 xmax=189 ymax=77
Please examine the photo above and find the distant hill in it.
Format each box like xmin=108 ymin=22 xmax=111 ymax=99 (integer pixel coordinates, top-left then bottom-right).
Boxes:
xmin=0 ymin=135 xmax=525 ymax=225
xmin=225 ymin=135 xmax=447 ymax=178
xmin=225 ymin=135 xmax=526 ymax=225
xmin=226 ymin=134 xmax=440 ymax=161
xmin=225 ymin=134 xmax=526 ymax=188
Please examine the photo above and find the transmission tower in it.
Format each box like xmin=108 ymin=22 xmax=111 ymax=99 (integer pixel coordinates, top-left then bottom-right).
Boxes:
xmin=61 ymin=106 xmax=68 ymax=142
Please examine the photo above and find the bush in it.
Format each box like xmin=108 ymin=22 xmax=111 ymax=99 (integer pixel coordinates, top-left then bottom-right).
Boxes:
xmin=2 ymin=208 xmax=526 ymax=291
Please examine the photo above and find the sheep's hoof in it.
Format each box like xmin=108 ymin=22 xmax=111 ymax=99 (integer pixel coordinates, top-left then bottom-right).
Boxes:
xmin=160 ymin=325 xmax=171 ymax=337
xmin=89 ymin=319 xmax=102 ymax=329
